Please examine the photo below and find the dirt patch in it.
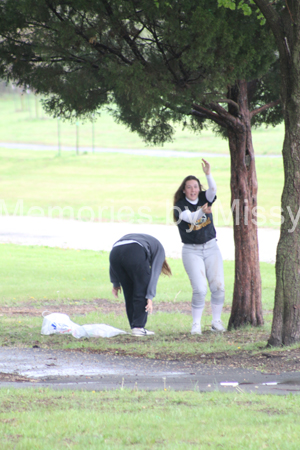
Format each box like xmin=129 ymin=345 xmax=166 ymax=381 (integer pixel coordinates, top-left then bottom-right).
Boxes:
xmin=0 ymin=372 xmax=38 ymax=383
xmin=0 ymin=299 xmax=231 ymax=317
xmin=0 ymin=299 xmax=123 ymax=317
xmin=67 ymin=344 xmax=300 ymax=373
xmin=188 ymin=347 xmax=300 ymax=373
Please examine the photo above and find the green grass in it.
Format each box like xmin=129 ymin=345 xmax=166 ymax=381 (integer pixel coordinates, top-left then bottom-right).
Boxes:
xmin=1 ymin=313 xmax=274 ymax=359
xmin=1 ymin=389 xmax=300 ymax=450
xmin=0 ymin=244 xmax=112 ymax=305
xmin=0 ymin=93 xmax=294 ymax=442
xmin=0 ymin=93 xmax=284 ymax=154
xmin=0 ymin=243 xmax=275 ymax=309
xmin=0 ymin=244 xmax=275 ymax=357
xmin=0 ymin=148 xmax=284 ymax=227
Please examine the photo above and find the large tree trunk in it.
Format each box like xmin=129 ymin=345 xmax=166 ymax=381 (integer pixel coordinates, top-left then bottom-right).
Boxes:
xmin=193 ymin=79 xmax=264 ymax=328
xmin=268 ymin=124 xmax=300 ymax=346
xmin=227 ymin=80 xmax=263 ymax=329
xmin=268 ymin=15 xmax=300 ymax=345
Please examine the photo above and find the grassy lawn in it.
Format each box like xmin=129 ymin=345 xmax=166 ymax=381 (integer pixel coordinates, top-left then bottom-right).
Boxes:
xmin=1 ymin=389 xmax=300 ymax=450
xmin=0 ymin=148 xmax=283 ymax=227
xmin=0 ymin=94 xmax=297 ymax=448
xmin=0 ymin=244 xmax=276 ymax=308
xmin=0 ymin=93 xmax=284 ymax=154
xmin=0 ymin=246 xmax=298 ymax=449
xmin=0 ymin=244 xmax=276 ymax=358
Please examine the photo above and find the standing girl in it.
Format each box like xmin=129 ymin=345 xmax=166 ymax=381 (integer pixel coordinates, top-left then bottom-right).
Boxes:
xmin=109 ymin=233 xmax=172 ymax=336
xmin=173 ymin=159 xmax=225 ymax=335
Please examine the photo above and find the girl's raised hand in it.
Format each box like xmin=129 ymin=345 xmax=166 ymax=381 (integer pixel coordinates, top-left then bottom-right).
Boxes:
xmin=202 ymin=159 xmax=211 ymax=175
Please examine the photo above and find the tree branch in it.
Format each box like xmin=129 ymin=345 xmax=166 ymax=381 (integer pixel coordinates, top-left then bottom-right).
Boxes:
xmin=102 ymin=0 xmax=147 ymax=65
xmin=45 ymin=1 xmax=65 ymax=22
xmin=191 ymin=103 xmax=227 ymax=128
xmin=147 ymin=24 xmax=180 ymax=83
xmin=285 ymin=0 xmax=294 ymax=24
xmin=119 ymin=28 xmax=147 ymax=65
xmin=252 ymin=0 xmax=287 ymax=62
xmin=208 ymin=102 xmax=240 ymax=129
xmin=217 ymin=99 xmax=239 ymax=110
xmin=250 ymin=99 xmax=280 ymax=118
xmin=89 ymin=41 xmax=134 ymax=65
xmin=191 ymin=110 xmax=226 ymax=128
xmin=252 ymin=0 xmax=282 ymax=38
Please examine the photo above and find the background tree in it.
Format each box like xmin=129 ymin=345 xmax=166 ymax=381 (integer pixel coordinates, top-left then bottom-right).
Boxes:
xmin=219 ymin=0 xmax=300 ymax=345
xmin=0 ymin=0 xmax=282 ymax=328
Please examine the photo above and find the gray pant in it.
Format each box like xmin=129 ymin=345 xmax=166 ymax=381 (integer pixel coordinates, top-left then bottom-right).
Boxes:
xmin=182 ymin=239 xmax=225 ymax=309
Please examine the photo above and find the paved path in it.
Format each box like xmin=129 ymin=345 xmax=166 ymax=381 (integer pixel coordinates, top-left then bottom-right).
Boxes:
xmin=0 ymin=142 xmax=227 ymax=158
xmin=1 ymin=347 xmax=300 ymax=394
xmin=0 ymin=141 xmax=281 ymax=158
xmin=0 ymin=216 xmax=279 ymax=262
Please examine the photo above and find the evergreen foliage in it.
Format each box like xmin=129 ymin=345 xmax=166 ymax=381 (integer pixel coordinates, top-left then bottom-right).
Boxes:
xmin=0 ymin=0 xmax=282 ymax=141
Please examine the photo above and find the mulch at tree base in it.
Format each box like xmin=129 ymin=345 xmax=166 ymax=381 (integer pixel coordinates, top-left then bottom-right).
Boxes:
xmin=66 ymin=344 xmax=300 ymax=373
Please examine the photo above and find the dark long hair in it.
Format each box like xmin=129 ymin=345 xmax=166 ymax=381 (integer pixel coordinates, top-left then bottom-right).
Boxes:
xmin=173 ymin=175 xmax=203 ymax=221
xmin=161 ymin=259 xmax=172 ymax=277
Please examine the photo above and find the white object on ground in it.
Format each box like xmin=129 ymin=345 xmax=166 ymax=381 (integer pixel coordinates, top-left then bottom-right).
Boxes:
xmin=82 ymin=323 xmax=127 ymax=338
xmin=41 ymin=312 xmax=127 ymax=338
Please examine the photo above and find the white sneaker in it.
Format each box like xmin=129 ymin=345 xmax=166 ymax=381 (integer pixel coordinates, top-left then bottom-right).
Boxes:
xmin=211 ymin=320 xmax=226 ymax=332
xmin=191 ymin=323 xmax=202 ymax=335
xmin=131 ymin=328 xmax=155 ymax=336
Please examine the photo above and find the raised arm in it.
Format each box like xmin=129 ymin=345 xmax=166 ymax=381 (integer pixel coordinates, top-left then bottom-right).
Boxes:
xmin=202 ymin=159 xmax=217 ymax=203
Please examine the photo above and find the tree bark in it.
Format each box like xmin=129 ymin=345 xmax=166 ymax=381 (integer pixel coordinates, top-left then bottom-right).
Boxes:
xmin=268 ymin=3 xmax=300 ymax=345
xmin=268 ymin=123 xmax=300 ymax=345
xmin=193 ymin=79 xmax=265 ymax=328
xmin=227 ymin=80 xmax=263 ymax=329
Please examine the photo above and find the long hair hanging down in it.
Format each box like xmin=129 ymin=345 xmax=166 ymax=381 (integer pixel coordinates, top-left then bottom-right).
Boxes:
xmin=161 ymin=259 xmax=172 ymax=277
xmin=173 ymin=175 xmax=203 ymax=221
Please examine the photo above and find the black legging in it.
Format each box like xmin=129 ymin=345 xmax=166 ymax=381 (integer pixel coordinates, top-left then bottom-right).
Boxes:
xmin=109 ymin=243 xmax=151 ymax=328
